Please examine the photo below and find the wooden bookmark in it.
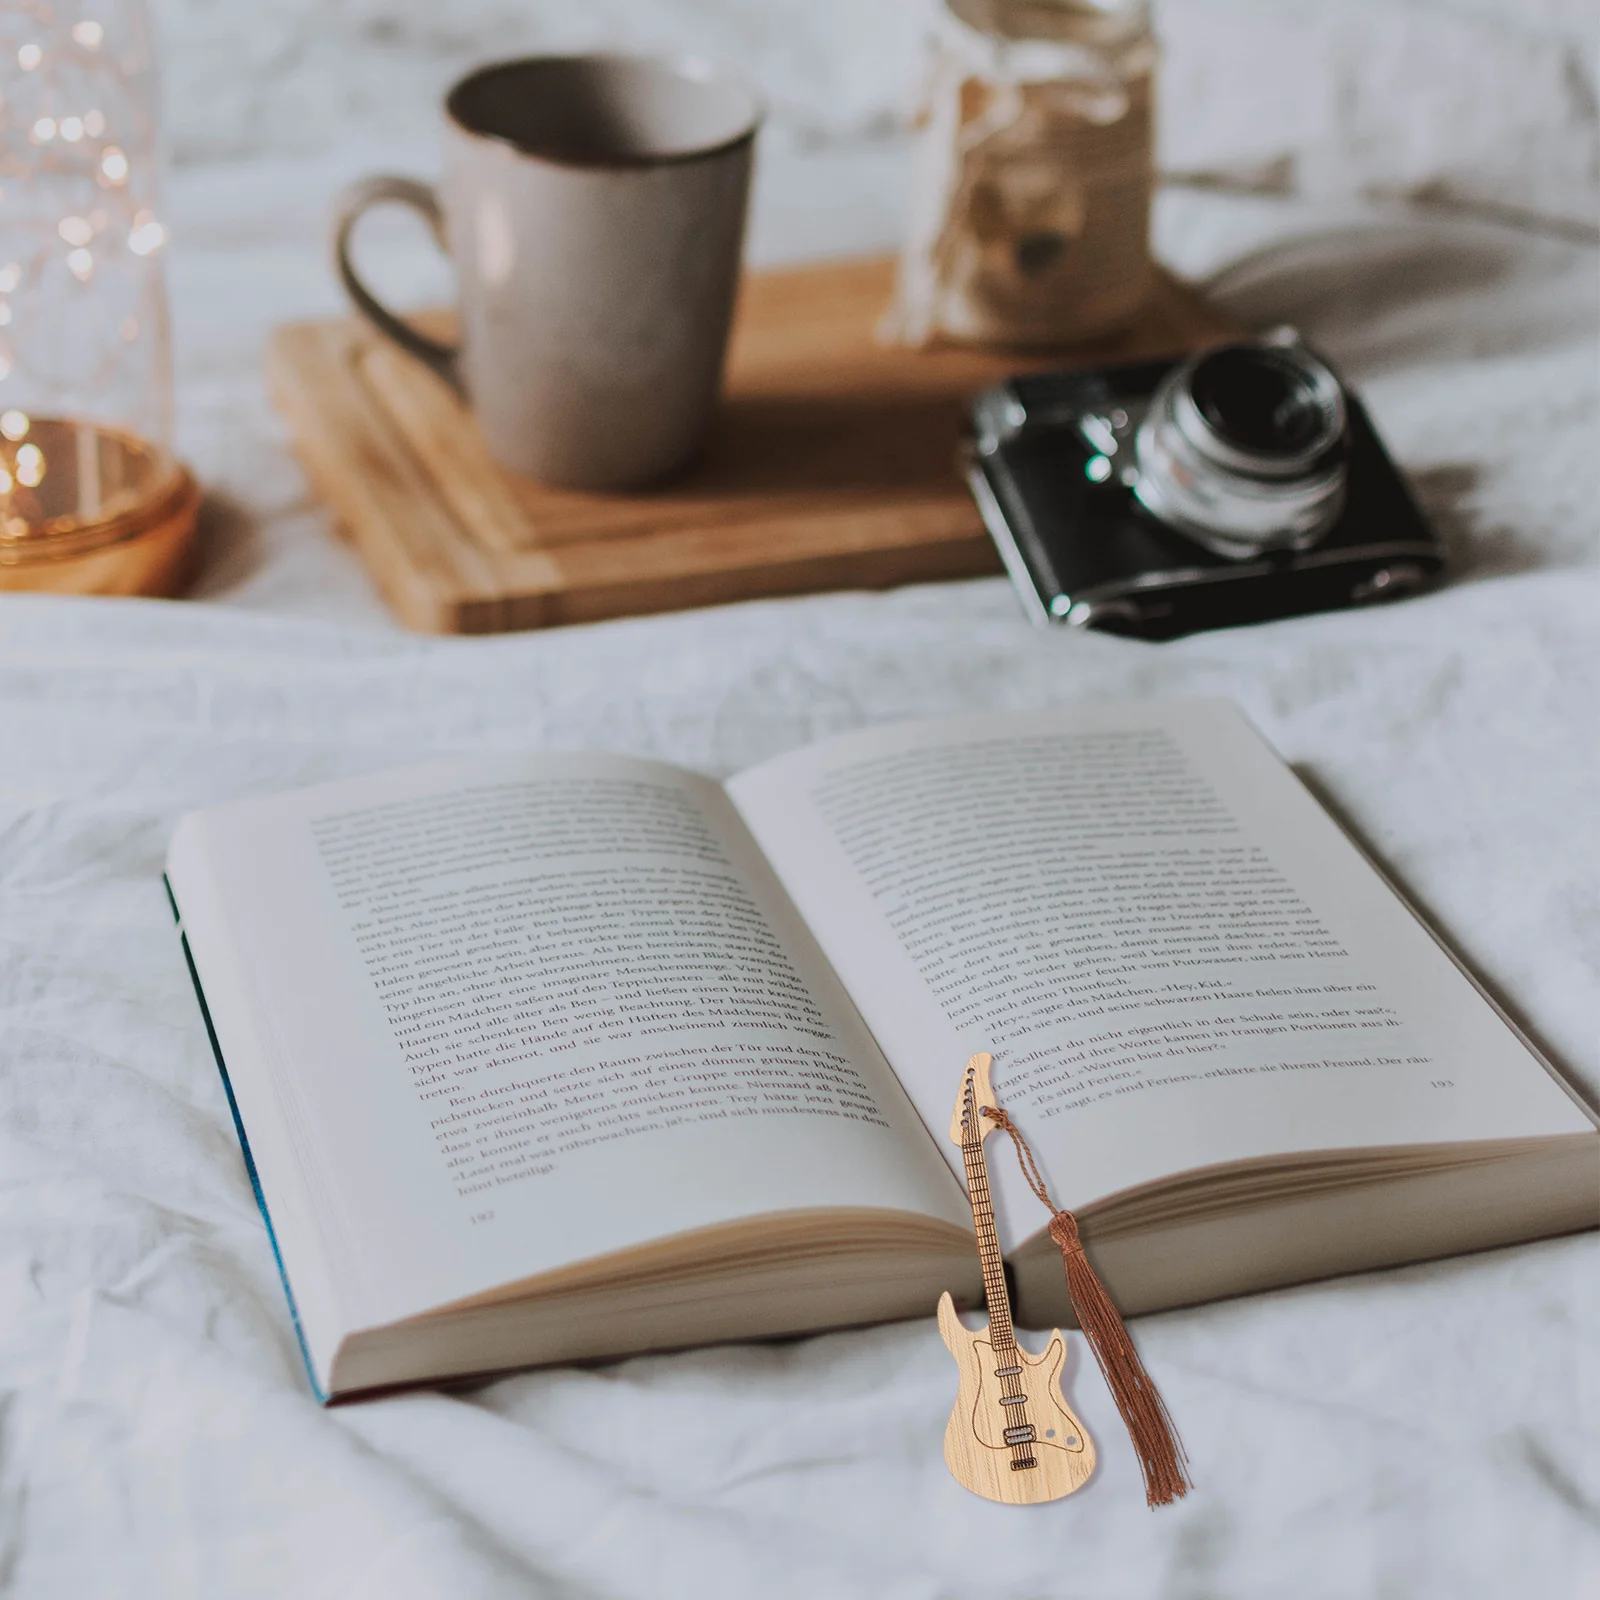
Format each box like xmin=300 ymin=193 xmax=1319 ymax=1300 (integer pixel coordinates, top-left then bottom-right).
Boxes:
xmin=938 ymin=1052 xmax=1096 ymax=1504
xmin=934 ymin=1056 xmax=1190 ymax=1504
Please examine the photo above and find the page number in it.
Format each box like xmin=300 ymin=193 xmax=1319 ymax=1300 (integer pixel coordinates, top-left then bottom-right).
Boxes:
xmin=1430 ymin=1080 xmax=1454 ymax=1090
xmin=470 ymin=1210 xmax=496 ymax=1225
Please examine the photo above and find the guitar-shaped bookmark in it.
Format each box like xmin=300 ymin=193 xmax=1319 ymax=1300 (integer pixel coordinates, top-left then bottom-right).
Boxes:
xmin=937 ymin=1051 xmax=1095 ymax=1504
xmin=937 ymin=1052 xmax=1192 ymax=1508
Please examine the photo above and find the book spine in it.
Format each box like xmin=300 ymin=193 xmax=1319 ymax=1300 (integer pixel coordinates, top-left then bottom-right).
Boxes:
xmin=164 ymin=874 xmax=327 ymax=1405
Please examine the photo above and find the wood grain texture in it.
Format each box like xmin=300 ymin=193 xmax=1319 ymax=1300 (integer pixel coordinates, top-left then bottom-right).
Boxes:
xmin=948 ymin=1049 xmax=998 ymax=1144
xmin=266 ymin=256 xmax=1238 ymax=634
xmin=940 ymin=1052 xmax=1095 ymax=1505
xmin=938 ymin=1293 xmax=1097 ymax=1505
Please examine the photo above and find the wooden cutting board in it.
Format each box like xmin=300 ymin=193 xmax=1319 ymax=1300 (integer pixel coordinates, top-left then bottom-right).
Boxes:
xmin=266 ymin=256 xmax=1236 ymax=634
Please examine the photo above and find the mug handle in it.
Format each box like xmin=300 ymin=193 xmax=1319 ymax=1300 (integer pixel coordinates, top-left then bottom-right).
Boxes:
xmin=332 ymin=175 xmax=462 ymax=391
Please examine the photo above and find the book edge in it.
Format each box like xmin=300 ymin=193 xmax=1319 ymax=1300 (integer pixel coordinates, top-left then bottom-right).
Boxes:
xmin=165 ymin=873 xmax=329 ymax=1405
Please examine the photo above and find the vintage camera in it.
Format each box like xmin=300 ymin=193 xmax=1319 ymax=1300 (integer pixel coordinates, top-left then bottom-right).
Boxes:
xmin=966 ymin=330 xmax=1443 ymax=638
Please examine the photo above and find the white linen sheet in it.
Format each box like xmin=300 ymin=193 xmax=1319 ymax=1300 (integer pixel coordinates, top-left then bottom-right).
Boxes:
xmin=2 ymin=567 xmax=1597 ymax=1595
xmin=0 ymin=32 xmax=1597 ymax=1600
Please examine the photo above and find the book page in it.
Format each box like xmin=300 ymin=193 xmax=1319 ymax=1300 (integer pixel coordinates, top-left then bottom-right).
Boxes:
xmin=727 ymin=701 xmax=1594 ymax=1249
xmin=169 ymin=753 xmax=967 ymax=1340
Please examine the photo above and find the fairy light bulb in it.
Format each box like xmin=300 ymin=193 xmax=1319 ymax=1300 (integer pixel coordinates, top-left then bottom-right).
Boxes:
xmin=0 ymin=0 xmax=186 ymax=580
xmin=128 ymin=220 xmax=164 ymax=256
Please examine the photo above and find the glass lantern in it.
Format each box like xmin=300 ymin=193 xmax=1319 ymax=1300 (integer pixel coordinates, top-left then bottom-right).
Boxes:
xmin=0 ymin=0 xmax=195 ymax=593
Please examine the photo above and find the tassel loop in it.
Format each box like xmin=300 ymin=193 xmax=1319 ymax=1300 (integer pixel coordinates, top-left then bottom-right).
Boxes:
xmin=1047 ymin=1209 xmax=1084 ymax=1255
xmin=981 ymin=1103 xmax=1192 ymax=1508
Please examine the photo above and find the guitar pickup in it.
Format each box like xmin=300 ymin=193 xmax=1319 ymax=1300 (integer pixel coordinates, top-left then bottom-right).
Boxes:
xmin=992 ymin=1364 xmax=1023 ymax=1377
xmin=998 ymin=1392 xmax=1029 ymax=1406
xmin=1003 ymin=1424 xmax=1036 ymax=1445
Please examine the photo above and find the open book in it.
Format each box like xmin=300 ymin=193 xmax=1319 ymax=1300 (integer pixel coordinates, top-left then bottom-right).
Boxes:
xmin=167 ymin=700 xmax=1598 ymax=1401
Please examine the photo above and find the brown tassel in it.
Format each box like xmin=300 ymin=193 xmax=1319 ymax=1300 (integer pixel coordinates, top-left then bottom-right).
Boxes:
xmin=982 ymin=1104 xmax=1192 ymax=1508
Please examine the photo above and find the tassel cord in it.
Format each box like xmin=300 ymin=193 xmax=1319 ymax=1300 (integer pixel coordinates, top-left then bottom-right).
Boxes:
xmin=980 ymin=1103 xmax=1192 ymax=1508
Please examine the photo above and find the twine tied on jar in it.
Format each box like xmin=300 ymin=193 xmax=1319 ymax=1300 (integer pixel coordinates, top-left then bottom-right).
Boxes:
xmin=888 ymin=0 xmax=1158 ymax=349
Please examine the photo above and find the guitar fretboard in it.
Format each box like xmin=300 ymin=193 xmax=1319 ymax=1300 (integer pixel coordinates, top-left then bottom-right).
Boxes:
xmin=959 ymin=1080 xmax=1037 ymax=1471
xmin=960 ymin=1089 xmax=1015 ymax=1353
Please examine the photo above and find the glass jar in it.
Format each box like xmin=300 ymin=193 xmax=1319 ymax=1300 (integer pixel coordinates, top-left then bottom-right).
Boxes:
xmin=0 ymin=0 xmax=194 ymax=593
xmin=890 ymin=0 xmax=1158 ymax=348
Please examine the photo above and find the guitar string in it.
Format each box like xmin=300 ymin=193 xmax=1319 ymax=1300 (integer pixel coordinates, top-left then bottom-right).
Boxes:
xmin=964 ymin=1158 xmax=1031 ymax=1463
xmin=963 ymin=1142 xmax=1012 ymax=1328
xmin=962 ymin=1085 xmax=1034 ymax=1467
xmin=965 ymin=1154 xmax=1032 ymax=1465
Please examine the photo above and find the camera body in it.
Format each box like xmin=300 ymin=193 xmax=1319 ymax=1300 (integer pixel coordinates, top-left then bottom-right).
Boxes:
xmin=966 ymin=334 xmax=1443 ymax=639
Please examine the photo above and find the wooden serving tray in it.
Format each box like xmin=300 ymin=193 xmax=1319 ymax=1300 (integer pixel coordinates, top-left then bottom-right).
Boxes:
xmin=266 ymin=256 xmax=1236 ymax=634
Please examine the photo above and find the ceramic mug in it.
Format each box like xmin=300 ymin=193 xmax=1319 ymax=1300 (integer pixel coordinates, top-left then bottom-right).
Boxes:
xmin=334 ymin=54 xmax=762 ymax=490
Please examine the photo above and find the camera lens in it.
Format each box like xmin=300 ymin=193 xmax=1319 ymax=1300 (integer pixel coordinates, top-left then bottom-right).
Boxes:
xmin=1188 ymin=346 xmax=1329 ymax=457
xmin=1131 ymin=331 xmax=1349 ymax=560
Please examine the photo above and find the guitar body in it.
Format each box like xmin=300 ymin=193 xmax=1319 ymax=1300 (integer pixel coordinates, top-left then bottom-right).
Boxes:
xmin=938 ymin=1293 xmax=1096 ymax=1504
xmin=939 ymin=1053 xmax=1096 ymax=1505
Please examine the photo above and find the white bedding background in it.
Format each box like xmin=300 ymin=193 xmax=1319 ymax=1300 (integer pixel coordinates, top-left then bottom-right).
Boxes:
xmin=1 ymin=2 xmax=1597 ymax=1595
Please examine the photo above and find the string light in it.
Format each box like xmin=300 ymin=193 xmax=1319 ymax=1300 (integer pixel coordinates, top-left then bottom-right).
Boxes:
xmin=128 ymin=218 xmax=165 ymax=256
xmin=0 ymin=1 xmax=178 ymax=559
